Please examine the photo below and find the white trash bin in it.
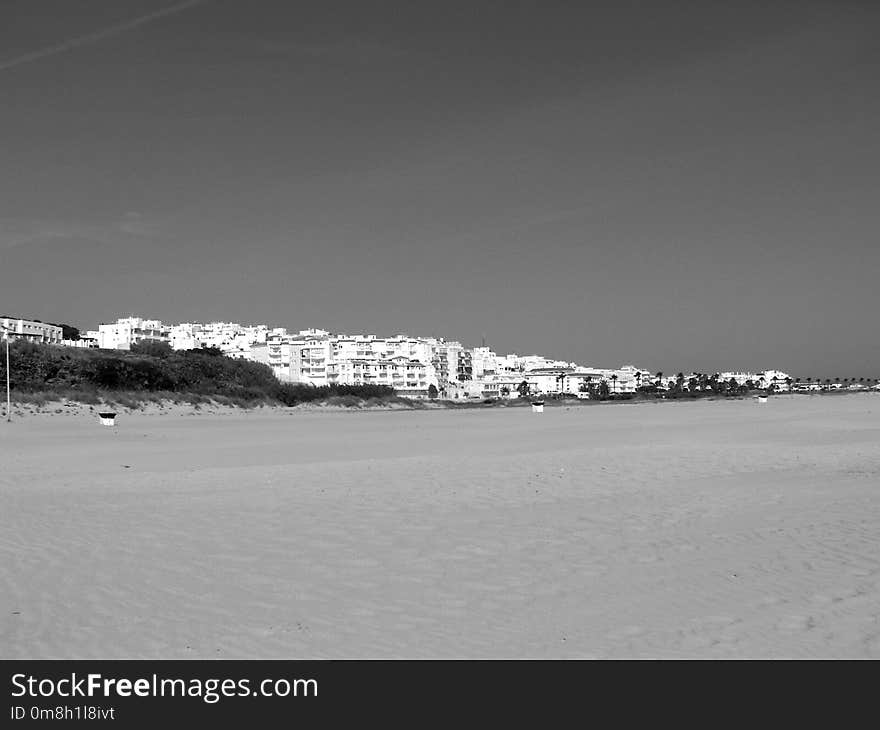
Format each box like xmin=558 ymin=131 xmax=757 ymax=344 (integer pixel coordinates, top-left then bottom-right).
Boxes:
xmin=531 ymin=401 xmax=545 ymax=413
xmin=98 ymin=411 xmax=117 ymax=426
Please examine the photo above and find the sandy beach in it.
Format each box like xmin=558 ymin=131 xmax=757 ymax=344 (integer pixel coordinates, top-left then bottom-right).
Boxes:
xmin=2 ymin=394 xmax=879 ymax=658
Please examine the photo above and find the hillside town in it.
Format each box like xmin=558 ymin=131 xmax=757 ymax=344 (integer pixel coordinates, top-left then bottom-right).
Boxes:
xmin=3 ymin=313 xmax=877 ymax=400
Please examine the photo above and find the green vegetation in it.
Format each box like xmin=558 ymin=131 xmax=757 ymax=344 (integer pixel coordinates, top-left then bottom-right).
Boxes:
xmin=1 ymin=341 xmax=404 ymax=408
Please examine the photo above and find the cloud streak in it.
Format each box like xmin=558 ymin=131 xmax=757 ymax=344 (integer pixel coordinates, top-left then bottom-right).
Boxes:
xmin=0 ymin=0 xmax=209 ymax=73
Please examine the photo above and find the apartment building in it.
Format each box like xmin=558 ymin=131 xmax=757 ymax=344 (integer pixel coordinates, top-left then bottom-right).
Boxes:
xmin=0 ymin=316 xmax=63 ymax=344
xmin=94 ymin=317 xmax=168 ymax=350
xmin=266 ymin=329 xmax=321 ymax=382
xmin=295 ymin=338 xmax=333 ymax=386
xmin=456 ymin=349 xmax=473 ymax=381
xmin=471 ymin=346 xmax=498 ymax=379
xmin=266 ymin=331 xmax=297 ymax=381
xmin=167 ymin=322 xmax=272 ymax=353
xmin=428 ymin=339 xmax=463 ymax=387
xmin=527 ymin=368 xmax=573 ymax=395
xmin=262 ymin=329 xmax=443 ymax=394
xmin=327 ymin=356 xmax=437 ymax=396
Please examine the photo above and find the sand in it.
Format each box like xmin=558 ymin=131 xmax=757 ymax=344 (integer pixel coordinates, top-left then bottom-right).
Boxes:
xmin=1 ymin=394 xmax=879 ymax=658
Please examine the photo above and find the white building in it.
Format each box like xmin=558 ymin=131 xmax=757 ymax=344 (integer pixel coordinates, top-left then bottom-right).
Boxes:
xmin=0 ymin=316 xmax=63 ymax=344
xmin=720 ymin=371 xmax=759 ymax=385
xmin=61 ymin=337 xmax=98 ymax=349
xmin=327 ymin=356 xmax=438 ymax=396
xmin=525 ymin=368 xmax=572 ymax=395
xmin=470 ymin=347 xmax=499 ymax=379
xmin=469 ymin=348 xmax=581 ymax=381
xmin=262 ymin=329 xmax=443 ymax=394
xmin=167 ymin=321 xmax=272 ymax=353
xmin=295 ymin=338 xmax=333 ymax=386
xmin=757 ymin=370 xmax=792 ymax=391
xmin=531 ymin=365 xmax=653 ymax=396
xmin=168 ymin=323 xmax=199 ymax=351
xmin=95 ymin=317 xmax=168 ymax=350
xmin=266 ymin=331 xmax=298 ymax=381
xmin=430 ymin=340 xmax=463 ymax=387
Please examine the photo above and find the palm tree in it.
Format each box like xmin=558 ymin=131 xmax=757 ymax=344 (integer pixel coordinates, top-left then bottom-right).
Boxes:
xmin=610 ymin=373 xmax=618 ymax=394
xmin=555 ymin=371 xmax=566 ymax=394
xmin=634 ymin=371 xmax=642 ymax=390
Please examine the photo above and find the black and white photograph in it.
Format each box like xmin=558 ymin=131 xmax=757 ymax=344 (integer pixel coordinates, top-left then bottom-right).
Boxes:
xmin=1 ymin=0 xmax=878 ymax=714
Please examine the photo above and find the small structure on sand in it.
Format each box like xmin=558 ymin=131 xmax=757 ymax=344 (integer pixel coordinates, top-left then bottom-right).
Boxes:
xmin=98 ymin=411 xmax=117 ymax=426
xmin=531 ymin=401 xmax=545 ymax=413
xmin=756 ymin=396 xmax=768 ymax=404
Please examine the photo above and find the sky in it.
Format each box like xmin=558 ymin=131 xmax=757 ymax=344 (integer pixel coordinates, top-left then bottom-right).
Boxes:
xmin=1 ymin=0 xmax=878 ymax=377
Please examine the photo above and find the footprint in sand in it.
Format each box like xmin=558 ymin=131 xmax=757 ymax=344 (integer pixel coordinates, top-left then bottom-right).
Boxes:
xmin=753 ymin=595 xmax=785 ymax=609
xmin=607 ymin=625 xmax=644 ymax=640
xmin=776 ymin=615 xmax=813 ymax=632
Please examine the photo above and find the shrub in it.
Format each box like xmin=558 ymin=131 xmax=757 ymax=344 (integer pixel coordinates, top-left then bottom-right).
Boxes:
xmin=3 ymin=342 xmax=401 ymax=408
xmin=111 ymin=394 xmax=141 ymax=410
xmin=63 ymin=388 xmax=101 ymax=405
xmin=325 ymin=395 xmax=362 ymax=408
xmin=129 ymin=341 xmax=173 ymax=358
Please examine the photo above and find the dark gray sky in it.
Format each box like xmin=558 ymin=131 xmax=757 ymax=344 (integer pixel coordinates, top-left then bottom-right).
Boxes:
xmin=1 ymin=0 xmax=878 ymax=376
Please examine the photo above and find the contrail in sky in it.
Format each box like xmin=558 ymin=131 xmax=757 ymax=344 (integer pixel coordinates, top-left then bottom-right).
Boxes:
xmin=0 ymin=0 xmax=209 ymax=73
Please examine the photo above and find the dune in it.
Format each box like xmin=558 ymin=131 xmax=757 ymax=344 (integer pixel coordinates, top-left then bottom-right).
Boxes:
xmin=1 ymin=394 xmax=879 ymax=658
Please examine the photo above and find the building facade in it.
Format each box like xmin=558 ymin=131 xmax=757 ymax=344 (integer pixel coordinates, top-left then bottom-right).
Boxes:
xmin=0 ymin=316 xmax=63 ymax=344
xmin=95 ymin=317 xmax=169 ymax=350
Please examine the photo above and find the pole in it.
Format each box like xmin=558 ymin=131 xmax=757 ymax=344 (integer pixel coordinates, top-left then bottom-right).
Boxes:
xmin=4 ymin=333 xmax=10 ymax=422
